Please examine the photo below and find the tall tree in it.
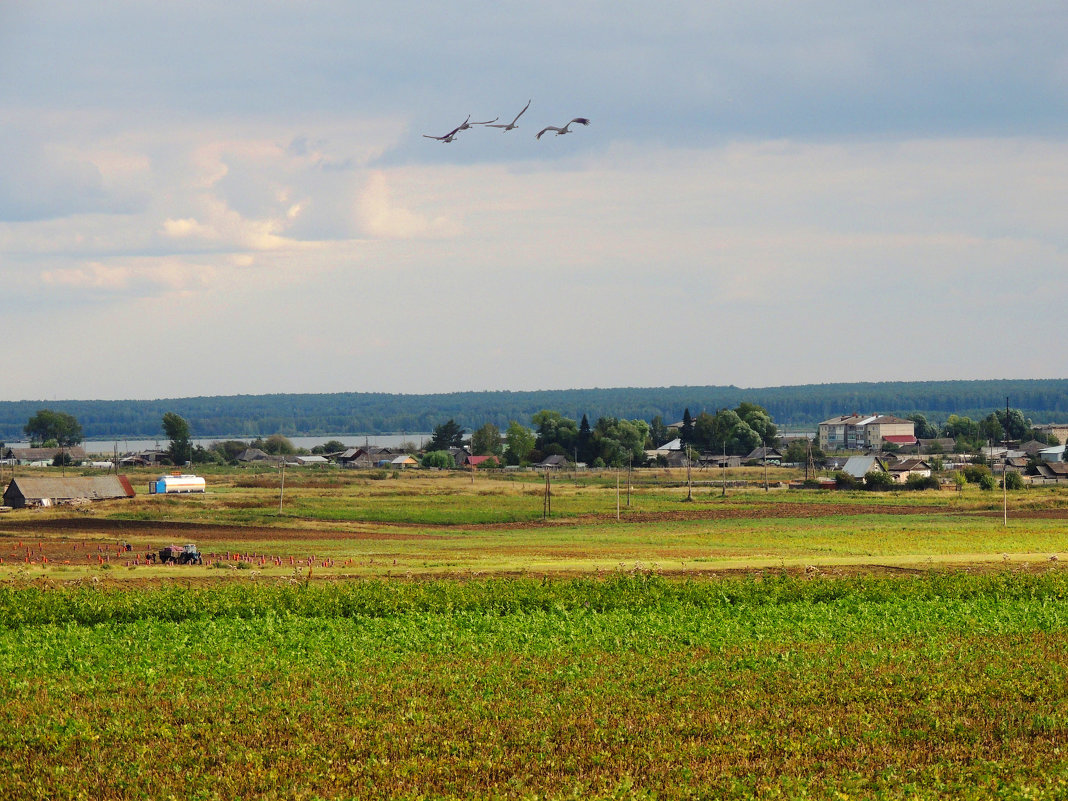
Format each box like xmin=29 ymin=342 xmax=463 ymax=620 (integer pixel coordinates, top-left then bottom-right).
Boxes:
xmin=24 ymin=409 xmax=83 ymax=447
xmin=162 ymin=412 xmax=193 ymax=465
xmin=427 ymin=419 xmax=465 ymax=451
xmin=470 ymin=423 xmax=503 ymax=457
xmin=504 ymin=421 xmax=536 ymax=465
xmin=680 ymin=408 xmax=694 ymax=446
xmin=576 ymin=414 xmax=594 ymax=464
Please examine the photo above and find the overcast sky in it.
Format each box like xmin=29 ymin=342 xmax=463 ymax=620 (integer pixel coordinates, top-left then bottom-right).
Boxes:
xmin=3 ymin=2 xmax=1067 ymax=401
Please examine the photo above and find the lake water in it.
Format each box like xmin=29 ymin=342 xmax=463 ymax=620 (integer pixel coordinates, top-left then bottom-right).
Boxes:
xmin=8 ymin=434 xmax=430 ymax=456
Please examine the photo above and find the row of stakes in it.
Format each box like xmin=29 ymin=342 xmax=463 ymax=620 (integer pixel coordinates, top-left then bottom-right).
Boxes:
xmin=4 ymin=541 xmax=376 ymax=568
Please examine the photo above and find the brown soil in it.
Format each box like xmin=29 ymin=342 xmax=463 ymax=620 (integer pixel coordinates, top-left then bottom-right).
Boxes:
xmin=2 ymin=500 xmax=1064 ymax=575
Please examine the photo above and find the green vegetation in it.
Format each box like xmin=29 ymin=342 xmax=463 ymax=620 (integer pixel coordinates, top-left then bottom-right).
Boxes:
xmin=3 ymin=379 xmax=1068 ymax=440
xmin=22 ymin=408 xmax=82 ymax=447
xmin=2 ymin=573 xmax=1067 ymax=799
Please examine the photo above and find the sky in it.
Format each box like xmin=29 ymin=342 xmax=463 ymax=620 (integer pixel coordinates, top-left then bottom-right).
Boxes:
xmin=2 ymin=1 xmax=1067 ymax=401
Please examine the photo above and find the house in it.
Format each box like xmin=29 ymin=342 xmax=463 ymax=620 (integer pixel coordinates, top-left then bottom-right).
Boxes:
xmin=887 ymin=458 xmax=933 ymax=483
xmin=235 ymin=448 xmax=273 ymax=463
xmin=1034 ymin=462 xmax=1068 ymax=482
xmin=1038 ymin=445 xmax=1066 ymax=463
xmin=698 ymin=453 xmax=743 ymax=469
xmin=840 ymin=455 xmax=888 ymax=480
xmin=744 ymin=446 xmax=782 ymax=465
xmin=916 ymin=438 xmax=957 ymax=454
xmin=3 ymin=475 xmax=135 ymax=508
xmin=464 ymin=455 xmax=498 ymax=469
xmin=389 ymin=454 xmax=419 ymax=469
xmin=536 ymin=454 xmax=568 ymax=469
xmin=293 ymin=455 xmax=330 ymax=466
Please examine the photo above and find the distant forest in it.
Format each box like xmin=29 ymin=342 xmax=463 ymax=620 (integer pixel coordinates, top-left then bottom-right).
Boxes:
xmin=1 ymin=380 xmax=1066 ymax=441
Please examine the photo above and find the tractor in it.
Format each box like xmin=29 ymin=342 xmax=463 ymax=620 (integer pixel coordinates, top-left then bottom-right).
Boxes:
xmin=158 ymin=544 xmax=202 ymax=565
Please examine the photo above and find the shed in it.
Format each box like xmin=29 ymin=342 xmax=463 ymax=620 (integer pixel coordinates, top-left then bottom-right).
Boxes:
xmin=3 ymin=475 xmax=135 ymax=508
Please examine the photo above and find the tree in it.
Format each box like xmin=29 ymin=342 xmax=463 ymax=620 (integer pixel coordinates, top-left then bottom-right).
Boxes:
xmin=1002 ymin=471 xmax=1025 ymax=491
xmin=504 ymin=421 xmax=536 ymax=465
xmin=576 ymin=414 xmax=595 ymax=464
xmin=470 ymin=423 xmax=503 ymax=457
xmin=531 ymin=410 xmax=578 ymax=453
xmin=649 ymin=416 xmax=670 ymax=448
xmin=262 ymin=434 xmax=297 ymax=455
xmin=162 ymin=412 xmax=193 ymax=465
xmin=427 ymin=419 xmax=464 ymax=452
xmin=421 ymin=450 xmax=455 ymax=469
xmin=907 ymin=414 xmax=939 ymax=440
xmin=680 ymin=409 xmax=694 ymax=446
xmin=590 ymin=417 xmax=649 ymax=467
xmin=313 ymin=440 xmax=347 ymax=455
xmin=24 ymin=409 xmax=83 ymax=448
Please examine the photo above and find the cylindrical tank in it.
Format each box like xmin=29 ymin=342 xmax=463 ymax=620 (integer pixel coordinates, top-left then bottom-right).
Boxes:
xmin=156 ymin=474 xmax=206 ymax=493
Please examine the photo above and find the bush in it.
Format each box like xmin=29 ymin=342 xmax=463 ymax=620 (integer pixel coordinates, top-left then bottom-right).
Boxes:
xmin=421 ymin=450 xmax=455 ymax=469
xmin=905 ymin=474 xmax=940 ymax=491
xmin=978 ymin=473 xmax=997 ymax=491
xmin=834 ymin=472 xmax=861 ymax=490
xmin=864 ymin=471 xmax=896 ymax=491
xmin=961 ymin=464 xmax=992 ymax=484
xmin=1001 ymin=471 xmax=1025 ymax=491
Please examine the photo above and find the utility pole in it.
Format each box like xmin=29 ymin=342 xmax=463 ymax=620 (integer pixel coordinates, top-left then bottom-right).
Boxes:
xmin=686 ymin=446 xmax=693 ymax=501
xmin=278 ymin=458 xmax=286 ymax=515
xmin=627 ymin=455 xmax=632 ymax=507
xmin=763 ymin=438 xmax=769 ymax=492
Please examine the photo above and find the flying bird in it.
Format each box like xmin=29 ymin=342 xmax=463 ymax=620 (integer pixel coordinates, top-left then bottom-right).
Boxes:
xmin=486 ymin=99 xmax=531 ymax=131
xmin=459 ymin=115 xmax=499 ymax=129
xmin=535 ymin=117 xmax=590 ymax=140
xmin=422 ymin=119 xmax=467 ymax=143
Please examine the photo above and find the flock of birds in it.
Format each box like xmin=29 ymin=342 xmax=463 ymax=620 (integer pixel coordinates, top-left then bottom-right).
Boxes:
xmin=423 ymin=100 xmax=590 ymax=143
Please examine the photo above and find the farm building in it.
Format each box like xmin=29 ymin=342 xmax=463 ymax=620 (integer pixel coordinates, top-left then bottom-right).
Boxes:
xmin=8 ymin=446 xmax=87 ymax=465
xmin=3 ymin=475 xmax=135 ymax=508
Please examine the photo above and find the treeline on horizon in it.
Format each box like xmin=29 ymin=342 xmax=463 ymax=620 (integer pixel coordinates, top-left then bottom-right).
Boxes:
xmin=1 ymin=379 xmax=1066 ymax=441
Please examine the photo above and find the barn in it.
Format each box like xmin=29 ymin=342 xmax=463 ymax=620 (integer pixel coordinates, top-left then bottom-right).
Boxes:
xmin=2 ymin=476 xmax=136 ymax=508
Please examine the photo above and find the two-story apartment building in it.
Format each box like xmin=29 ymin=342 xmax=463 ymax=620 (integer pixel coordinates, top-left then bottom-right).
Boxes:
xmin=818 ymin=414 xmax=916 ymax=452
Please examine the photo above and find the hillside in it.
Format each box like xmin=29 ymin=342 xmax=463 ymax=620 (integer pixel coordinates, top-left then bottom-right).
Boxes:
xmin=1 ymin=379 xmax=1066 ymax=440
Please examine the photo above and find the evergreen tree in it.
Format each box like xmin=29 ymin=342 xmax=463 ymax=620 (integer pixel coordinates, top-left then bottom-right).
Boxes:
xmin=427 ymin=419 xmax=465 ymax=451
xmin=680 ymin=408 xmax=694 ymax=446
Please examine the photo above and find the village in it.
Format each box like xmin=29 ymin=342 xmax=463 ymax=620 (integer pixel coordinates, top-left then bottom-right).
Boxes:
xmin=2 ymin=409 xmax=1066 ymax=509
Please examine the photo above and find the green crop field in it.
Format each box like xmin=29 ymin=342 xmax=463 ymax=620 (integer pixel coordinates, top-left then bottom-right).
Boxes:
xmin=1 ymin=467 xmax=1067 ymax=798
xmin=2 ymin=574 xmax=1068 ymax=799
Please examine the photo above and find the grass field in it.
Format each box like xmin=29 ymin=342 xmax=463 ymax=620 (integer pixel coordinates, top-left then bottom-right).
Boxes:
xmin=1 ymin=466 xmax=1067 ymax=798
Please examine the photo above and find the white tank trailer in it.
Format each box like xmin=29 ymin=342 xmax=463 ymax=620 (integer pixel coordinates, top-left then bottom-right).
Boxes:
xmin=149 ymin=474 xmax=206 ymax=494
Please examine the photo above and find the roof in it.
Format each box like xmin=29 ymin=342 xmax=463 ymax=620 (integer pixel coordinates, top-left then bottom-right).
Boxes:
xmin=883 ymin=435 xmax=918 ymax=445
xmin=841 ymin=456 xmax=887 ymax=478
xmin=1035 ymin=462 xmax=1068 ymax=477
xmin=235 ymin=448 xmax=271 ymax=461
xmin=9 ymin=446 xmax=88 ymax=461
xmin=888 ymin=458 xmax=931 ymax=472
xmin=745 ymin=447 xmax=782 ymax=460
xmin=538 ymin=454 xmax=568 ymax=466
xmin=465 ymin=455 xmax=497 ymax=466
xmin=4 ymin=475 xmax=135 ymax=504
